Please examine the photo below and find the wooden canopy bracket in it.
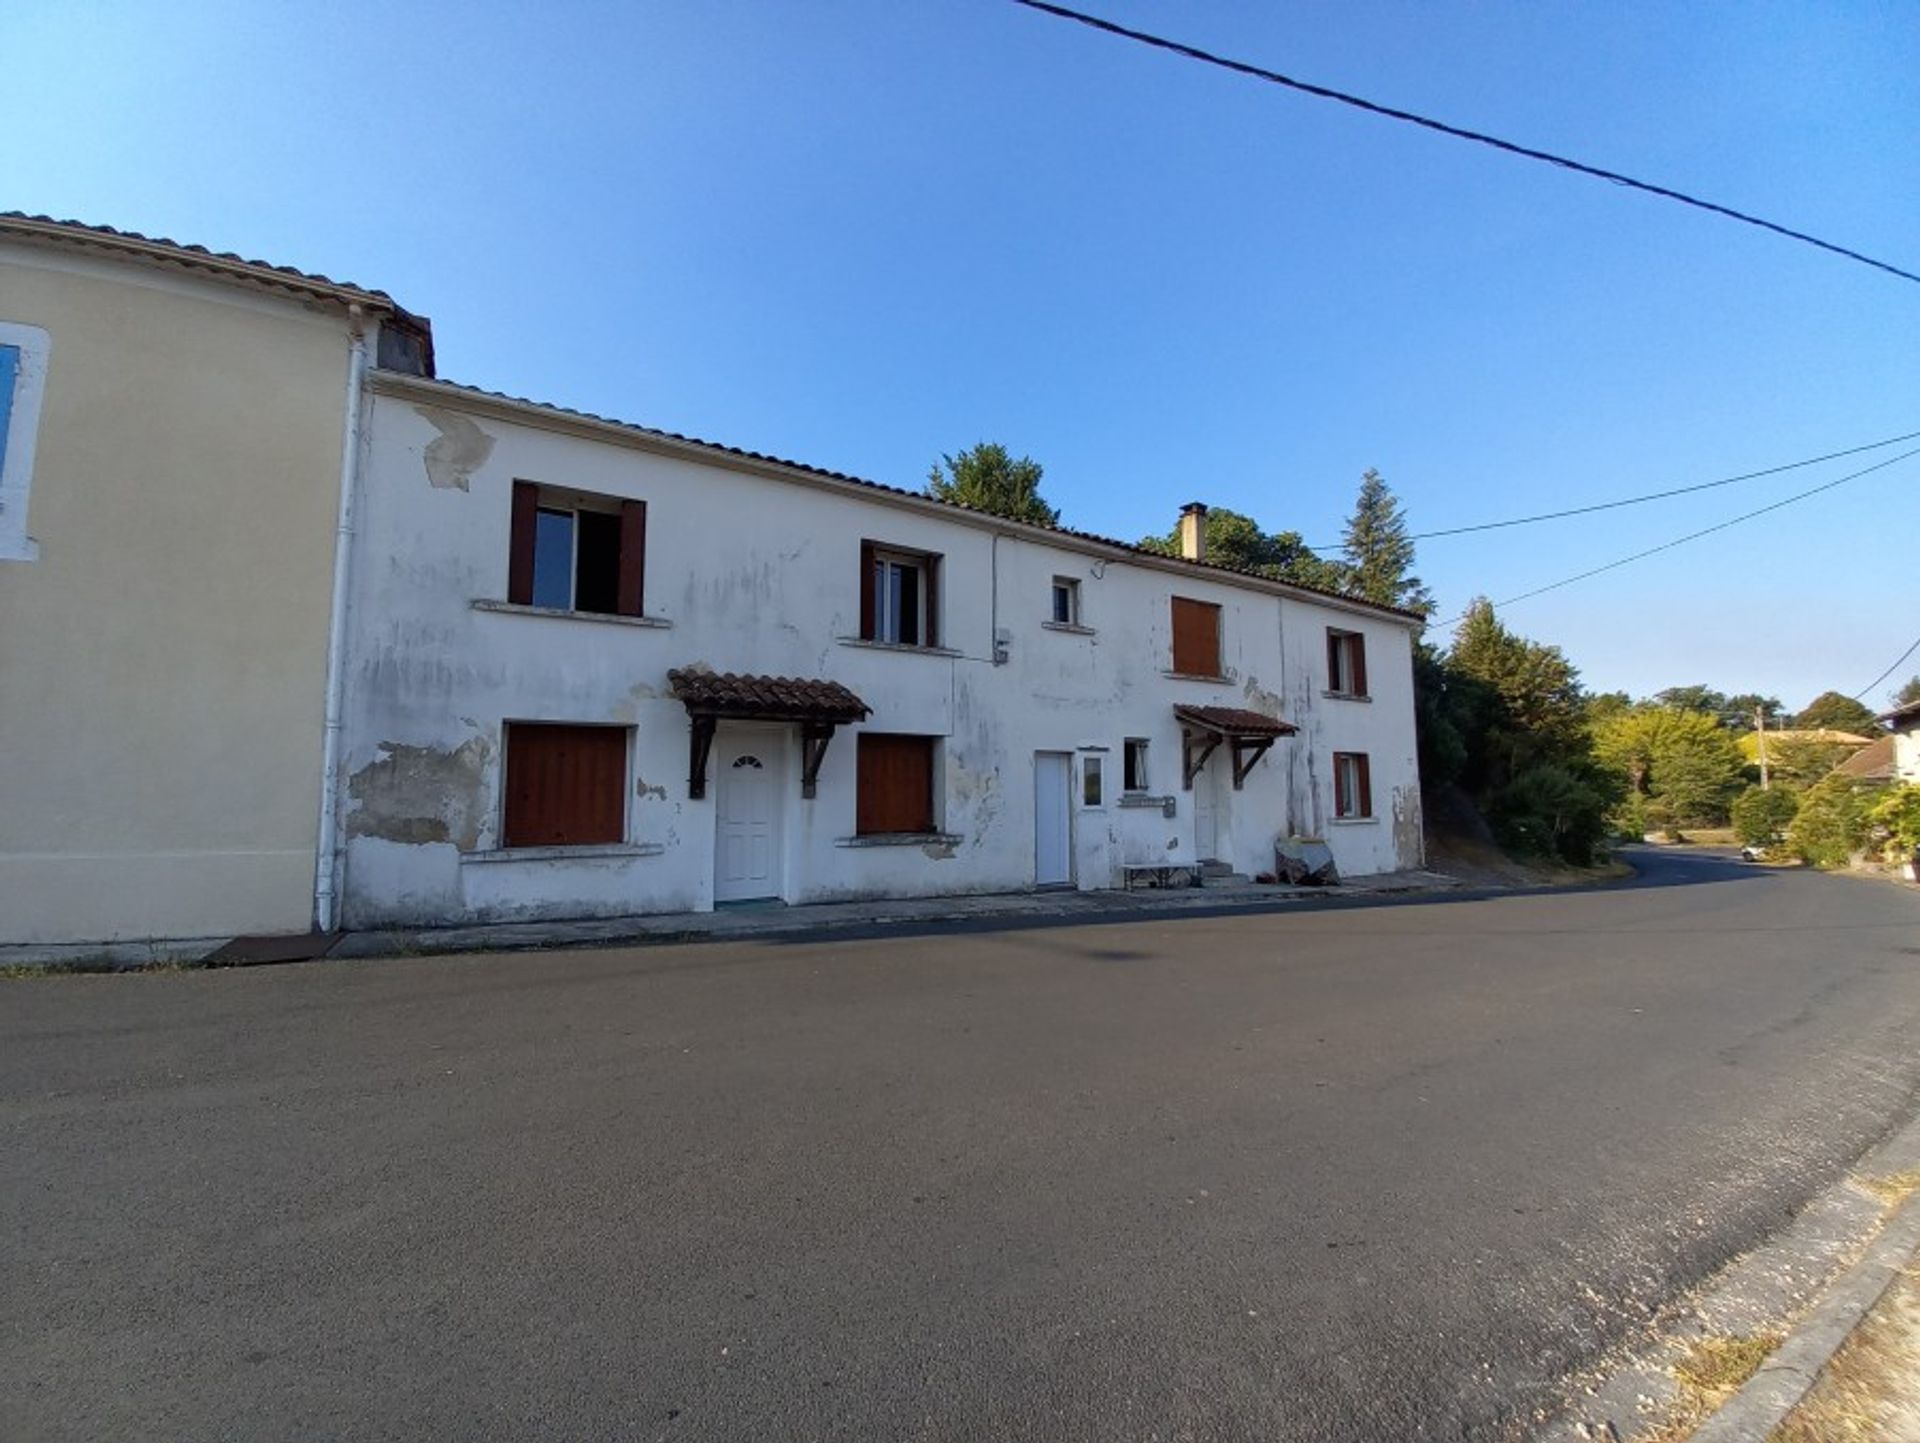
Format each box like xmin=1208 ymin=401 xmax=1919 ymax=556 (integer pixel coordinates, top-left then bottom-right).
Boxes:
xmin=799 ymin=723 xmax=836 ymax=799
xmin=687 ymin=715 xmax=717 ymax=799
xmin=1229 ymin=736 xmax=1276 ymax=790
xmin=1182 ymin=729 xmax=1222 ymax=790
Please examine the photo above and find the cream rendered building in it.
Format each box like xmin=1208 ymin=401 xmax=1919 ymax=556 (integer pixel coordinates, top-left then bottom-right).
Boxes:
xmin=0 ymin=215 xmax=431 ymax=949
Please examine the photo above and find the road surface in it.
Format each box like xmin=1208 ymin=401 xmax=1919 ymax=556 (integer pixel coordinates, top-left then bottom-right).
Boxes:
xmin=5 ymin=849 xmax=1919 ymax=1441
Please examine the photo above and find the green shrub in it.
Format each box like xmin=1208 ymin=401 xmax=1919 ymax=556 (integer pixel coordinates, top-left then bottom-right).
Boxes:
xmin=1613 ymin=795 xmax=1649 ymax=842
xmin=1868 ymin=784 xmax=1920 ymax=863
xmin=1490 ymin=761 xmax=1618 ymax=866
xmin=1731 ymin=786 xmax=1800 ymax=847
xmin=1784 ymin=776 xmax=1871 ymax=869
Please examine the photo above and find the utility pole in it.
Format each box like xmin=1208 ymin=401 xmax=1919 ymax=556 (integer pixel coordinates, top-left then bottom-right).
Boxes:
xmin=1756 ymin=704 xmax=1770 ymax=790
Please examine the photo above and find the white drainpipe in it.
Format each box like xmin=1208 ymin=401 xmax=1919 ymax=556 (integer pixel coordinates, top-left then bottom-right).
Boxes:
xmin=313 ymin=306 xmax=369 ymax=934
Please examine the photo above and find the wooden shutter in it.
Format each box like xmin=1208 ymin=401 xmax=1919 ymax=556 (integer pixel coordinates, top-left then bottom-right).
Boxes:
xmin=617 ymin=500 xmax=647 ymax=617
xmin=503 ymin=724 xmax=627 ymax=847
xmin=1334 ymin=754 xmax=1351 ymax=818
xmin=508 ymin=481 xmax=539 ymax=605
xmin=1351 ymin=634 xmax=1368 ymax=697
xmin=859 ymin=541 xmax=877 ymax=640
xmin=1171 ymin=598 xmax=1221 ymax=676
xmin=923 ymin=554 xmax=941 ymax=648
xmin=857 ymin=734 xmax=934 ymax=834
xmin=1356 ymin=753 xmax=1372 ymax=818
xmin=1327 ymin=630 xmax=1343 ymax=692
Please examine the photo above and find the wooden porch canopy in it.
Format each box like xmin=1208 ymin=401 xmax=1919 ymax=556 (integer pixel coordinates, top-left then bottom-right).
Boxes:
xmin=668 ymin=669 xmax=871 ymax=800
xmin=1175 ymin=704 xmax=1297 ymax=791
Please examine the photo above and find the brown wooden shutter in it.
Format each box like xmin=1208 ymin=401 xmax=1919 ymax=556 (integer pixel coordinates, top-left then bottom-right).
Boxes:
xmin=1352 ymin=634 xmax=1368 ymax=697
xmin=1356 ymin=753 xmax=1372 ymax=817
xmin=857 ymin=734 xmax=934 ymax=834
xmin=1333 ymin=754 xmax=1350 ymax=818
xmin=508 ymin=481 xmax=539 ymax=605
xmin=503 ymin=724 xmax=627 ymax=847
xmin=1171 ymin=598 xmax=1221 ymax=676
xmin=617 ymin=500 xmax=647 ymax=617
xmin=859 ymin=541 xmax=877 ymax=640
xmin=923 ymin=554 xmax=941 ymax=648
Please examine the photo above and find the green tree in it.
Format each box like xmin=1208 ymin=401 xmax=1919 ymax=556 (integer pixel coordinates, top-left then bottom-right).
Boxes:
xmin=1763 ymin=734 xmax=1858 ymax=791
xmin=1137 ymin=507 xmax=1348 ymax=591
xmin=927 ymin=443 xmax=1059 ymax=526
xmin=1792 ymin=690 xmax=1877 ymax=734
xmin=1449 ymin=600 xmax=1586 ymax=767
xmin=1653 ymin=684 xmax=1728 ymax=718
xmin=1592 ymin=706 xmax=1745 ymax=825
xmin=1893 ymin=676 xmax=1920 ymax=709
xmin=1867 ymin=784 xmax=1920 ymax=863
xmin=1784 ymin=775 xmax=1872 ymax=868
xmin=1585 ymin=691 xmax=1634 ymax=727
xmin=1730 ymin=786 xmax=1799 ymax=847
xmin=1722 ymin=693 xmax=1784 ymax=730
xmin=1341 ymin=469 xmax=1433 ymax=614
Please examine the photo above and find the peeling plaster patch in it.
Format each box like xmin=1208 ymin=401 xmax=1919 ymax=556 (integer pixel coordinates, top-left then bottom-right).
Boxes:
xmin=921 ymin=838 xmax=958 ymax=860
xmin=346 ymin=735 xmax=493 ymax=850
xmin=1392 ymin=784 xmax=1424 ymax=869
xmin=415 ymin=405 xmax=496 ymax=491
xmin=1242 ymin=674 xmax=1286 ymax=717
xmin=635 ymin=776 xmax=668 ymax=802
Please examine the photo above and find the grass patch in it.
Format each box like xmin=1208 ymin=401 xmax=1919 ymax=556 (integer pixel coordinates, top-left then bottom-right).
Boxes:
xmin=1855 ymin=1167 xmax=1920 ymax=1209
xmin=1640 ymin=1332 xmax=1783 ymax=1442
xmin=1769 ymin=1265 xmax=1920 ymax=1443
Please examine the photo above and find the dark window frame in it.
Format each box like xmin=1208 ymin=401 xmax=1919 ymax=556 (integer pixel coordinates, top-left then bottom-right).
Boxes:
xmin=1123 ymin=738 xmax=1150 ymax=792
xmin=859 ymin=540 xmax=942 ymax=648
xmin=1326 ymin=628 xmax=1369 ymax=698
xmin=508 ymin=480 xmax=647 ymax=618
xmin=1332 ymin=751 xmax=1374 ymax=820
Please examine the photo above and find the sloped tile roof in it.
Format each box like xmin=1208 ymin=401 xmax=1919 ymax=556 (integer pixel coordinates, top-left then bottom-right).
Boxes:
xmin=1 ymin=211 xmax=397 ymax=309
xmin=1835 ymin=735 xmax=1896 ymax=780
xmin=1174 ymin=704 xmax=1297 ymax=737
xmin=669 ymin=670 xmax=871 ymax=723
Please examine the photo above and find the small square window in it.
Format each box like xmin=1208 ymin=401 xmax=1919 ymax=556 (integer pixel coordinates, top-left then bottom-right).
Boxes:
xmin=510 ymin=481 xmax=646 ymax=617
xmin=1327 ymin=629 xmax=1368 ymax=697
xmin=1333 ymin=751 xmax=1373 ymax=819
xmin=1082 ymin=755 xmax=1104 ymax=808
xmin=1123 ymin=739 xmax=1150 ymax=792
xmin=860 ymin=541 xmax=941 ymax=648
xmin=1051 ymin=577 xmax=1080 ymax=626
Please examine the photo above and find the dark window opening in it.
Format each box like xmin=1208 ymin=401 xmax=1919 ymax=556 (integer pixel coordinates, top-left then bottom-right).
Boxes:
xmin=510 ymin=482 xmax=647 ymax=618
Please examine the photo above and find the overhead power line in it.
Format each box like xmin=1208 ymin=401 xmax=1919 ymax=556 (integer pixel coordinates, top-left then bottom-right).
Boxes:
xmin=1010 ymin=0 xmax=1920 ymax=286
xmin=1431 ymin=445 xmax=1920 ymax=628
xmin=1305 ymin=427 xmax=1920 ymax=551
xmin=1854 ymin=634 xmax=1920 ymax=704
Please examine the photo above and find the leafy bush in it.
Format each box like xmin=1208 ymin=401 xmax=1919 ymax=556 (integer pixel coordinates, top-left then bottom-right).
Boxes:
xmin=1613 ymin=795 xmax=1648 ymax=842
xmin=1783 ymin=776 xmax=1871 ymax=869
xmin=1731 ymin=786 xmax=1800 ymax=847
xmin=1867 ymin=784 xmax=1920 ymax=863
xmin=1489 ymin=761 xmax=1619 ymax=865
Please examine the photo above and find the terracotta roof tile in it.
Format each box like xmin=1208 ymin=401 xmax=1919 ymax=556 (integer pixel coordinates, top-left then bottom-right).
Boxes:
xmin=1835 ymin=736 xmax=1896 ymax=780
xmin=1174 ymin=704 xmax=1297 ymax=737
xmin=669 ymin=670 xmax=871 ymax=723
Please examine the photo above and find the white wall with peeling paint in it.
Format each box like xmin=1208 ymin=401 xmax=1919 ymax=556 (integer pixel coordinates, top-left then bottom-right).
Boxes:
xmin=337 ymin=376 xmax=1423 ymax=927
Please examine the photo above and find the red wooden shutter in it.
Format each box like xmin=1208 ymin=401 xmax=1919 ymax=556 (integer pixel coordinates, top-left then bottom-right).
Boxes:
xmin=508 ymin=481 xmax=539 ymax=605
xmin=1356 ymin=753 xmax=1372 ymax=818
xmin=859 ymin=541 xmax=877 ymax=640
xmin=857 ymin=734 xmax=934 ymax=834
xmin=1352 ymin=634 xmax=1368 ymax=697
xmin=1171 ymin=598 xmax=1221 ymax=676
xmin=503 ymin=724 xmax=627 ymax=847
xmin=617 ymin=500 xmax=647 ymax=617
xmin=1334 ymin=754 xmax=1351 ymax=818
xmin=923 ymin=554 xmax=941 ymax=648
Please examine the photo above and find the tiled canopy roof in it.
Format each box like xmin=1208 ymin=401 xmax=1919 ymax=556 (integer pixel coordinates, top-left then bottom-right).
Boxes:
xmin=669 ymin=670 xmax=871 ymax=724
xmin=1174 ymin=704 xmax=1297 ymax=737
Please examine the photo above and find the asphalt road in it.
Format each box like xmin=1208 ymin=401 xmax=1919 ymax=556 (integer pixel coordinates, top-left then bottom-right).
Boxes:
xmin=6 ymin=850 xmax=1920 ymax=1443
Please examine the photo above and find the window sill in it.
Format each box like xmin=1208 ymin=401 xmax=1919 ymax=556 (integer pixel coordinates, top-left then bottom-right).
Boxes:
xmin=1322 ymin=690 xmax=1373 ymax=703
xmin=1041 ymin=621 xmax=1096 ymax=636
xmin=1328 ymin=816 xmax=1377 ymax=826
xmin=1163 ymin=670 xmax=1235 ymax=686
xmin=837 ymin=637 xmax=963 ymax=658
xmin=462 ymin=842 xmax=665 ymax=865
xmin=472 ymin=599 xmax=672 ymax=628
xmin=836 ymin=832 xmax=964 ymax=848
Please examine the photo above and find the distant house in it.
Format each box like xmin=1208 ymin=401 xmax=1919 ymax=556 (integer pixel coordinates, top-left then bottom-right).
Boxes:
xmin=1833 ymin=736 xmax=1897 ymax=784
xmin=1879 ymin=700 xmax=1920 ymax=784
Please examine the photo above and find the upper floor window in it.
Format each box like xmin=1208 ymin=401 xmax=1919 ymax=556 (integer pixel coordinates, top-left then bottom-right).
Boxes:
xmin=1170 ymin=596 xmax=1222 ymax=677
xmin=1327 ymin=628 xmax=1369 ymax=697
xmin=509 ymin=480 xmax=646 ymax=617
xmin=1050 ymin=576 xmax=1081 ymax=626
xmin=860 ymin=541 xmax=941 ymax=648
xmin=0 ymin=322 xmax=52 ymax=562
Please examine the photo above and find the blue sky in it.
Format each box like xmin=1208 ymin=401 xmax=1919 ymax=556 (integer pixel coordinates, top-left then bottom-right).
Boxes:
xmin=8 ymin=1 xmax=1916 ymax=710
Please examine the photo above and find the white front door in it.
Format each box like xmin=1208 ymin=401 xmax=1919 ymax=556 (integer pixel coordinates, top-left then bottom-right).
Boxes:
xmin=714 ymin=733 xmax=784 ymax=902
xmin=1193 ymin=759 xmax=1219 ymax=862
xmin=1034 ymin=751 xmax=1072 ymax=887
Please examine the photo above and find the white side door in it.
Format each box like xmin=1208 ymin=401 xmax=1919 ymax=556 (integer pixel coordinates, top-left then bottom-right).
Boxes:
xmin=1192 ymin=759 xmax=1219 ymax=862
xmin=714 ymin=733 xmax=784 ymax=902
xmin=1034 ymin=751 xmax=1072 ymax=887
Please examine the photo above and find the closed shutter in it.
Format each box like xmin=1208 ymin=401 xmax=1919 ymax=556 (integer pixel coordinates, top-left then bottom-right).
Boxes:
xmin=923 ymin=554 xmax=941 ymax=648
xmin=1351 ymin=634 xmax=1368 ymax=697
xmin=617 ymin=500 xmax=647 ymax=617
xmin=1334 ymin=754 xmax=1351 ymax=818
xmin=857 ymin=734 xmax=934 ymax=834
xmin=503 ymin=724 xmax=628 ymax=847
xmin=508 ymin=481 xmax=540 ymax=605
xmin=859 ymin=541 xmax=877 ymax=640
xmin=1171 ymin=598 xmax=1221 ymax=676
xmin=1356 ymin=753 xmax=1372 ymax=817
